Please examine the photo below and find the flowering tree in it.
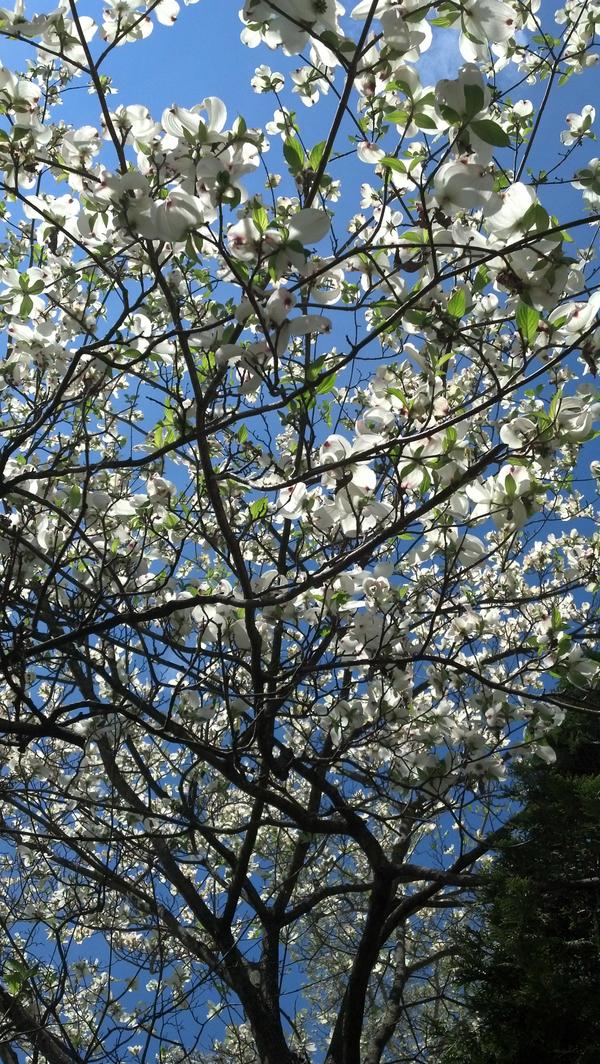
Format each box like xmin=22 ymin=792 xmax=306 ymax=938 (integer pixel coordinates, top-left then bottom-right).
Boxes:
xmin=0 ymin=0 xmax=599 ymax=1061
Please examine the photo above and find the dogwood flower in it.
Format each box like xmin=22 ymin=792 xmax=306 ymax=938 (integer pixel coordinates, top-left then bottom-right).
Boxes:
xmin=433 ymin=160 xmax=498 ymax=213
xmin=354 ymin=1 xmax=432 ymax=58
xmin=549 ymin=290 xmax=600 ymax=337
xmin=290 ymin=64 xmax=329 ymax=107
xmin=276 ymin=482 xmax=307 ymax=520
xmin=0 ymin=64 xmax=42 ymax=111
xmin=567 ymin=645 xmax=599 ymax=687
xmin=155 ymin=0 xmax=180 ymax=26
xmin=499 ymin=416 xmax=538 ymax=450
xmin=161 ymin=100 xmax=224 ymax=144
xmin=147 ymin=476 xmax=176 ymax=505
xmin=355 ymin=407 xmax=395 ymax=441
xmin=435 ymin=65 xmax=497 ymax=162
xmin=467 ymin=465 xmax=534 ymax=528
xmin=101 ymin=0 xmax=151 ymax=43
xmin=251 ymin=65 xmax=285 ymax=93
xmin=288 ymin=207 xmax=331 ymax=245
xmin=266 ymin=287 xmax=296 ymax=325
xmin=435 ymin=64 xmax=490 ymax=123
xmin=458 ymin=0 xmax=519 ymax=61
xmin=396 ymin=435 xmax=444 ymax=491
xmin=572 ymin=158 xmax=600 ymax=210
xmin=265 ymin=108 xmax=295 ymax=138
xmin=409 ymin=530 xmax=486 ymax=568
xmin=299 ymin=260 xmax=344 ymax=305
xmin=241 ymin=0 xmax=340 ymax=55
xmin=129 ymin=189 xmax=205 ymax=242
xmin=357 ymin=141 xmax=386 ymax=165
xmin=485 ymin=182 xmax=538 ymax=239
xmin=275 ymin=314 xmax=332 ymax=354
xmin=227 ymin=218 xmax=261 ymax=260
xmin=110 ymin=105 xmax=160 ymax=152
xmin=0 ymin=268 xmax=47 ymax=317
xmin=553 ymin=394 xmax=600 ymax=442
xmin=320 ymin=435 xmax=353 ymax=464
xmin=560 ymin=105 xmax=595 ymax=145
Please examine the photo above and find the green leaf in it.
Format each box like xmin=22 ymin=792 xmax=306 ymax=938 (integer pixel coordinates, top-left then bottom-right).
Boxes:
xmin=387 ymin=77 xmax=413 ymax=96
xmin=384 ymin=109 xmax=410 ymax=125
xmin=473 ymin=264 xmax=490 ymax=293
xmin=402 ymin=230 xmax=427 ymax=244
xmin=252 ymin=205 xmax=268 ymax=232
xmin=403 ymin=309 xmax=428 ymax=326
xmin=521 ymin=202 xmax=550 ymax=233
xmin=444 ymin=426 xmax=458 ymax=452
xmin=574 ymin=167 xmax=594 ymax=188
xmin=430 ymin=11 xmax=459 ymax=25
xmin=470 ymin=119 xmax=510 ymax=147
xmin=388 ymin=385 xmax=407 ymax=404
xmin=381 ymin=156 xmax=406 ymax=173
xmin=237 ymin=424 xmax=249 ymax=443
xmin=516 ymin=302 xmax=540 ymax=346
xmin=436 ymin=349 xmax=455 ymax=372
xmin=534 ymin=204 xmax=550 ymax=231
xmin=3 ymin=961 xmax=38 ymax=996
xmin=308 ymin=140 xmax=326 ymax=169
xmin=249 ymin=497 xmax=269 ymax=519
xmin=413 ymin=112 xmax=437 ymax=130
xmin=549 ymin=389 xmax=562 ymax=420
xmin=319 ymin=29 xmax=344 ymax=52
xmin=447 ymin=287 xmax=466 ymax=318
xmin=19 ymin=295 xmax=33 ymax=318
xmin=464 ymin=83 xmax=485 ymax=117
xmin=494 ymin=173 xmax=511 ymax=191
xmin=438 ymin=104 xmax=461 ymax=126
xmin=283 ymin=137 xmax=304 ymax=174
xmin=316 ymin=371 xmax=336 ymax=395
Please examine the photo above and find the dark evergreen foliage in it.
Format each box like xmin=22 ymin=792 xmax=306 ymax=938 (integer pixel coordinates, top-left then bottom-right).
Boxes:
xmin=440 ymin=690 xmax=600 ymax=1064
